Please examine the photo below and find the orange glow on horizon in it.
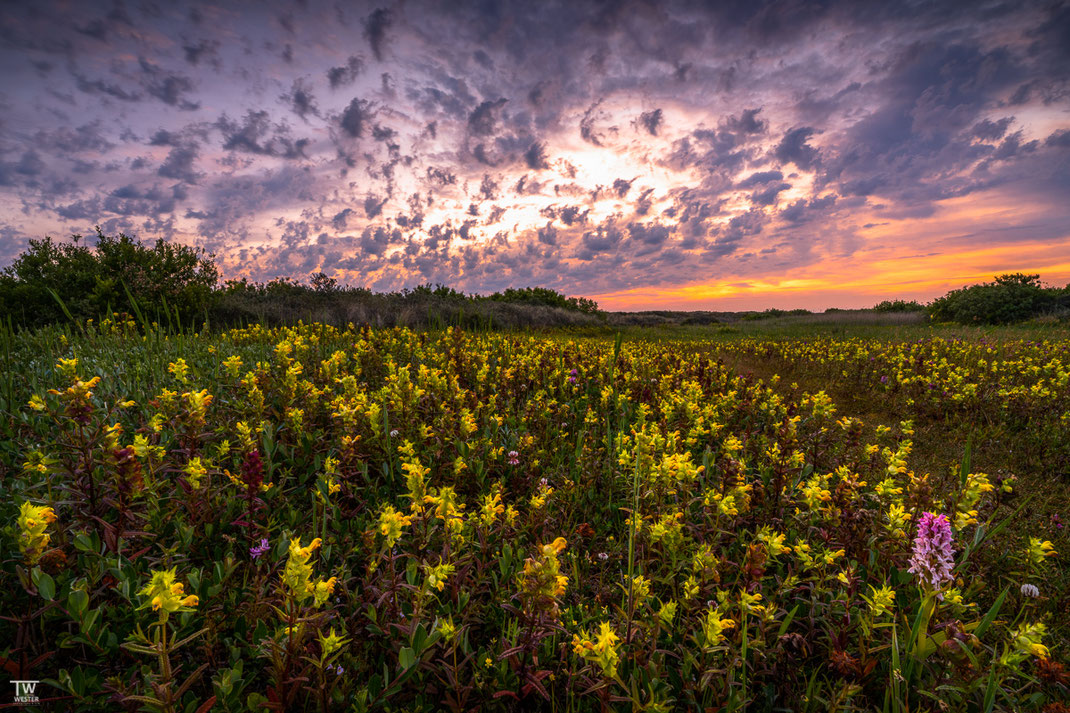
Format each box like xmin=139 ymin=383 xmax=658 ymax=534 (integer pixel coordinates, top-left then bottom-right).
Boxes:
xmin=591 ymin=189 xmax=1070 ymax=311
xmin=593 ymin=238 xmax=1070 ymax=311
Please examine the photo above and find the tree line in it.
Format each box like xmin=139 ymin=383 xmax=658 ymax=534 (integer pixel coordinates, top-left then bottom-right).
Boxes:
xmin=0 ymin=230 xmax=606 ymax=330
xmin=1 ymin=230 xmax=1067 ymax=329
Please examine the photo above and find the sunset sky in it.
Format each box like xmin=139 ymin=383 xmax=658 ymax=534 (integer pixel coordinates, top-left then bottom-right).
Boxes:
xmin=1 ymin=0 xmax=1068 ymax=310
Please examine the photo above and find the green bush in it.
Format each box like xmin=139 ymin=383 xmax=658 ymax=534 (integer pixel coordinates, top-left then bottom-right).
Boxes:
xmin=1 ymin=233 xmax=607 ymax=330
xmin=742 ymin=308 xmax=812 ymax=321
xmin=872 ymin=299 xmax=926 ymax=312
xmin=0 ymin=229 xmax=219 ymax=329
xmin=487 ymin=286 xmax=602 ymax=315
xmin=928 ymin=273 xmax=1062 ymax=324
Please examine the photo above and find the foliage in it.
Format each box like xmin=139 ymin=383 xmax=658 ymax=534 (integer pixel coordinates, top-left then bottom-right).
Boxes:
xmin=0 ymin=229 xmax=219 ymax=329
xmin=0 ymin=235 xmax=603 ymax=331
xmin=872 ymin=299 xmax=926 ymax=313
xmin=928 ymin=274 xmax=1064 ymax=325
xmin=1 ymin=322 xmax=1066 ymax=711
xmin=720 ymin=333 xmax=1070 ymax=473
xmin=742 ymin=308 xmax=813 ymax=321
xmin=486 ymin=286 xmax=603 ymax=316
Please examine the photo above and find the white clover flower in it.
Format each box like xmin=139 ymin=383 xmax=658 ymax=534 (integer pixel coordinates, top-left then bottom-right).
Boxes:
xmin=1020 ymin=583 xmax=1040 ymax=598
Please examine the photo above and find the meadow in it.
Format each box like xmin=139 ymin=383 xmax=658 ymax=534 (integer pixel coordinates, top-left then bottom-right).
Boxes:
xmin=1 ymin=316 xmax=1067 ymax=712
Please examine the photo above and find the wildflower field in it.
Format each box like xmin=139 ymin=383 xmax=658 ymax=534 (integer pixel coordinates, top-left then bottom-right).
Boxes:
xmin=1 ymin=319 xmax=1067 ymax=712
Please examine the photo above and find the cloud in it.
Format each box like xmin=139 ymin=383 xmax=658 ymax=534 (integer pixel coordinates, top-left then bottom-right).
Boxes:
xmin=773 ymin=127 xmax=819 ymax=170
xmin=340 ymin=97 xmax=373 ymax=138
xmin=72 ymin=73 xmax=142 ymax=102
xmin=363 ymin=7 xmax=393 ymax=62
xmin=1046 ymin=129 xmax=1070 ymax=148
xmin=971 ymin=117 xmax=1014 ymax=141
xmin=1 ymin=0 xmax=1068 ymax=305
xmin=158 ymin=145 xmax=200 ymax=183
xmin=33 ymin=123 xmax=114 ymax=154
xmin=637 ymin=108 xmax=663 ymax=136
xmin=217 ymin=111 xmax=309 ymax=159
xmin=737 ymin=170 xmax=784 ymax=188
xmin=724 ymin=108 xmax=766 ymax=135
xmin=580 ymin=101 xmax=606 ymax=146
xmin=182 ymin=38 xmax=220 ymax=67
xmin=612 ymin=178 xmax=635 ymax=198
xmin=468 ymin=98 xmax=507 ymax=137
xmin=283 ymin=78 xmax=319 ymax=119
xmin=327 ymin=55 xmax=364 ymax=88
xmin=628 ymin=221 xmax=672 ymax=246
xmin=76 ymin=18 xmax=110 ymax=42
xmin=750 ymin=182 xmax=791 ymax=206
xmin=0 ymin=151 xmax=47 ymax=187
xmin=524 ymin=141 xmax=549 ymax=170
xmin=138 ymin=58 xmax=200 ymax=110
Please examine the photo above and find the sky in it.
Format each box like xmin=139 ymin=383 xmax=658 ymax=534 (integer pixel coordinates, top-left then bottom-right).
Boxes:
xmin=1 ymin=0 xmax=1069 ymax=311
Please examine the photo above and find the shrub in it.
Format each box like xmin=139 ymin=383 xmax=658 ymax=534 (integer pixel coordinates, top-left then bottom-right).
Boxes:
xmin=0 ymin=229 xmax=219 ymax=329
xmin=872 ymin=299 xmax=926 ymax=312
xmin=487 ymin=286 xmax=602 ymax=315
xmin=742 ymin=308 xmax=812 ymax=321
xmin=928 ymin=273 xmax=1060 ymax=324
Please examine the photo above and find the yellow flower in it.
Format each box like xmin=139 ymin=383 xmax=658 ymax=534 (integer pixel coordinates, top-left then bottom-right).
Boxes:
xmin=542 ymin=537 xmax=567 ymax=557
xmin=138 ymin=568 xmax=199 ymax=619
xmin=628 ymin=574 xmax=652 ymax=603
xmin=658 ymin=600 xmax=678 ymax=628
xmin=168 ymin=358 xmax=189 ymax=383
xmin=17 ymin=502 xmax=57 ymax=564
xmin=56 ymin=357 xmax=80 ymax=378
xmin=704 ymin=490 xmax=739 ymax=517
xmin=378 ymin=504 xmax=412 ymax=549
xmin=222 ymin=355 xmax=243 ymax=377
xmin=519 ymin=537 xmax=569 ymax=607
xmin=313 ymin=577 xmax=338 ymax=607
xmin=572 ymin=622 xmax=620 ymax=678
xmin=1002 ymin=622 xmax=1050 ymax=665
xmin=865 ymin=584 xmax=895 ymax=618
xmin=281 ymin=537 xmax=335 ymax=608
xmin=886 ymin=503 xmax=912 ymax=540
xmin=739 ymin=590 xmax=764 ymax=615
xmin=1026 ymin=538 xmax=1057 ymax=567
xmin=425 ymin=486 xmax=463 ymax=525
xmin=478 ymin=490 xmax=504 ymax=526
xmin=424 ymin=559 xmax=455 ymax=592
xmin=437 ymin=617 xmax=458 ymax=641
xmin=700 ymin=608 xmax=736 ymax=646
xmin=756 ymin=526 xmax=791 ymax=557
xmin=184 ymin=457 xmax=207 ymax=490
xmin=184 ymin=389 xmax=213 ymax=426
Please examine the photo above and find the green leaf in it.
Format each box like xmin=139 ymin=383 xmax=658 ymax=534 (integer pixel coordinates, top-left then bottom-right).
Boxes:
xmin=73 ymin=533 xmax=96 ymax=553
xmin=68 ymin=588 xmax=89 ymax=616
xmin=37 ymin=571 xmax=56 ymax=600
xmin=958 ymin=435 xmax=972 ymax=489
xmin=777 ymin=604 xmax=800 ymax=638
xmin=398 ymin=646 xmax=416 ymax=670
xmin=974 ymin=587 xmax=1008 ymax=640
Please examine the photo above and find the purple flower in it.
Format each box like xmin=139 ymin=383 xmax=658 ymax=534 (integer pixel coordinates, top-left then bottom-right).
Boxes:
xmin=250 ymin=538 xmax=270 ymax=559
xmin=908 ymin=512 xmax=954 ymax=596
xmin=507 ymin=450 xmax=520 ymax=466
